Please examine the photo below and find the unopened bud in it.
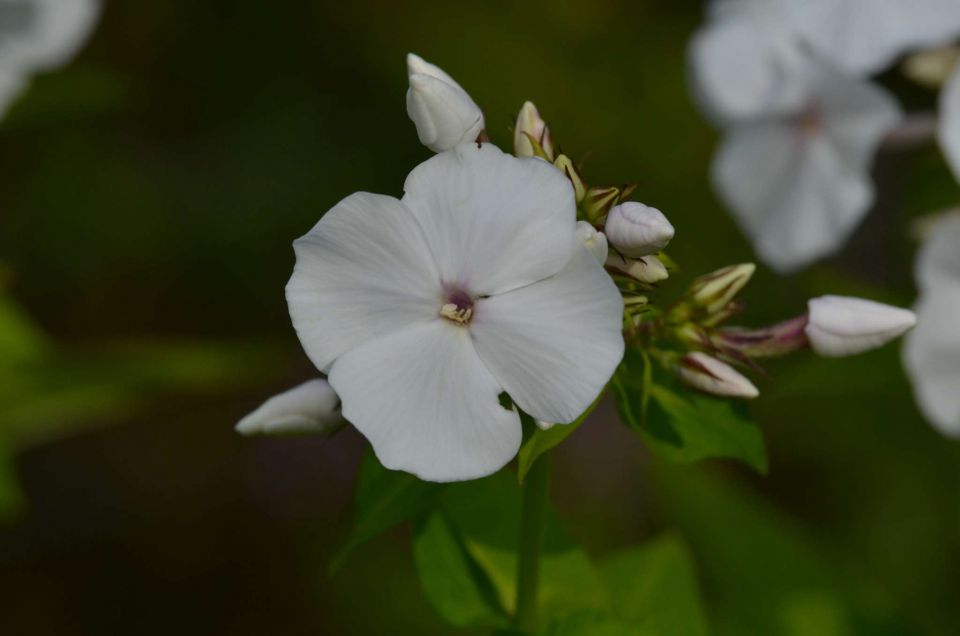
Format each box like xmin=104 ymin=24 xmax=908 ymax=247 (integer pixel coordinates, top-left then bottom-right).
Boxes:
xmin=689 ymin=263 xmax=755 ymax=314
xmin=713 ymin=315 xmax=809 ymax=358
xmin=582 ymin=186 xmax=621 ymax=222
xmin=236 ymin=379 xmax=344 ymax=436
xmin=406 ymin=53 xmax=485 ymax=152
xmin=514 ymin=101 xmax=554 ymax=160
xmin=575 ymin=221 xmax=608 ymax=264
xmin=676 ymin=352 xmax=759 ymax=399
xmin=604 ymin=202 xmax=675 ymax=257
xmin=607 ymin=253 xmax=669 ymax=284
xmin=805 ymin=295 xmax=916 ymax=357
xmin=553 ymin=154 xmax=586 ymax=202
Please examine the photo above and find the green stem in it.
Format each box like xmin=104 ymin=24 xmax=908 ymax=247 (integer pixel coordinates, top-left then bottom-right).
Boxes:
xmin=514 ymin=452 xmax=552 ymax=633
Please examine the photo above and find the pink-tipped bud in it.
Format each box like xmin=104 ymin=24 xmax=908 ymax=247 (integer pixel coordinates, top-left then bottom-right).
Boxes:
xmin=676 ymin=352 xmax=759 ymax=399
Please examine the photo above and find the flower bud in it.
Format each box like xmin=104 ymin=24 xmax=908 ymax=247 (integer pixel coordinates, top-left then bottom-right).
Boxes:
xmin=676 ymin=352 xmax=759 ymax=399
xmin=606 ymin=253 xmax=669 ymax=284
xmin=553 ymin=154 xmax=586 ymax=202
xmin=406 ymin=53 xmax=485 ymax=152
xmin=236 ymin=379 xmax=344 ymax=436
xmin=604 ymin=202 xmax=675 ymax=257
xmin=689 ymin=263 xmax=755 ymax=314
xmin=805 ymin=295 xmax=917 ymax=357
xmin=514 ymin=101 xmax=554 ymax=160
xmin=535 ymin=419 xmax=556 ymax=431
xmin=581 ymin=186 xmax=621 ymax=223
xmin=575 ymin=221 xmax=608 ymax=264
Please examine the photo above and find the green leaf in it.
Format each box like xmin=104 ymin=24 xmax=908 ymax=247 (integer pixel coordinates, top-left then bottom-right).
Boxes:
xmin=612 ymin=349 xmax=767 ymax=473
xmin=412 ymin=512 xmax=509 ymax=629
xmin=418 ymin=470 xmax=607 ymax=628
xmin=544 ymin=611 xmax=653 ymax=636
xmin=516 ymin=396 xmax=601 ymax=484
xmin=331 ymin=451 xmax=444 ymax=573
xmin=0 ymin=294 xmax=49 ymax=367
xmin=599 ymin=534 xmax=710 ymax=636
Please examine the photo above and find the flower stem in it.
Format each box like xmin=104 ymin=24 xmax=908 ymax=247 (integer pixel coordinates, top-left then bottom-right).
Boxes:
xmin=514 ymin=452 xmax=551 ymax=633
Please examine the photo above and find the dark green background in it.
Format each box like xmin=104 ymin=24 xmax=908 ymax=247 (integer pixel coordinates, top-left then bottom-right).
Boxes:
xmin=0 ymin=1 xmax=957 ymax=634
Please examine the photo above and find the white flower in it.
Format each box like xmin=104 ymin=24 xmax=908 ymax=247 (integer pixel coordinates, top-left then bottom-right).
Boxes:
xmin=676 ymin=351 xmax=759 ymax=399
xmin=903 ymin=215 xmax=960 ymax=437
xmin=939 ymin=61 xmax=960 ymax=184
xmin=712 ymin=62 xmax=902 ymax=273
xmin=286 ymin=144 xmax=624 ymax=482
xmin=604 ymin=202 xmax=674 ymax=258
xmin=779 ymin=0 xmax=960 ymax=76
xmin=0 ymin=0 xmax=101 ymax=119
xmin=575 ymin=221 xmax=608 ymax=264
xmin=514 ymin=100 xmax=554 ymax=160
xmin=406 ymin=53 xmax=484 ymax=153
xmin=805 ymin=295 xmax=916 ymax=358
xmin=236 ymin=379 xmax=343 ymax=436
xmin=689 ymin=0 xmax=809 ymax=123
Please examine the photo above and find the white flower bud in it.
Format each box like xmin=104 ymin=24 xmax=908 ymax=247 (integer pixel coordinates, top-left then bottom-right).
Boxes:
xmin=514 ymin=101 xmax=554 ymax=159
xmin=236 ymin=379 xmax=344 ymax=436
xmin=805 ymin=295 xmax=917 ymax=357
xmin=406 ymin=53 xmax=484 ymax=153
xmin=604 ymin=202 xmax=675 ymax=258
xmin=677 ymin=352 xmax=759 ymax=399
xmin=606 ymin=253 xmax=669 ymax=283
xmin=575 ymin=221 xmax=608 ymax=264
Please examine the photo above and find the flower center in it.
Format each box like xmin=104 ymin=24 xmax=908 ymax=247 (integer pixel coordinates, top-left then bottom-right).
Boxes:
xmin=439 ymin=287 xmax=475 ymax=326
xmin=792 ymin=104 xmax=822 ymax=138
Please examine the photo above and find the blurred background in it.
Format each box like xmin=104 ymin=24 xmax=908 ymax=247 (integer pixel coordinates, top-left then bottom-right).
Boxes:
xmin=0 ymin=1 xmax=958 ymax=634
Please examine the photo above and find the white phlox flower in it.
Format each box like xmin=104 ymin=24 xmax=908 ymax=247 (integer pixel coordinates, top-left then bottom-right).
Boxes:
xmin=286 ymin=143 xmax=625 ymax=482
xmin=236 ymin=379 xmax=344 ymax=436
xmin=0 ymin=0 xmax=100 ymax=119
xmin=711 ymin=62 xmax=902 ymax=273
xmin=575 ymin=220 xmax=608 ymax=264
xmin=904 ymin=215 xmax=960 ymax=437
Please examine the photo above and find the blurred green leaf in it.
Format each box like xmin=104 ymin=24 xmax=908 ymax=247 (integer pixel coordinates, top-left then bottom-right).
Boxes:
xmin=612 ymin=349 xmax=767 ymax=473
xmin=434 ymin=471 xmax=609 ymax=626
xmin=517 ymin=396 xmax=601 ymax=484
xmin=412 ymin=512 xmax=509 ymax=629
xmin=544 ymin=611 xmax=651 ymax=636
xmin=599 ymin=534 xmax=710 ymax=636
xmin=332 ymin=451 xmax=444 ymax=573
xmin=0 ymin=294 xmax=49 ymax=366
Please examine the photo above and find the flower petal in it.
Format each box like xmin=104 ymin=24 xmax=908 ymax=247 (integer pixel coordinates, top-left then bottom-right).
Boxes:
xmin=402 ymin=143 xmax=577 ymax=295
xmin=286 ymin=192 xmax=440 ymax=372
xmin=903 ymin=290 xmax=960 ymax=437
xmin=328 ymin=320 xmax=521 ymax=482
xmin=235 ymin=379 xmax=343 ymax=436
xmin=471 ymin=247 xmax=625 ymax=424
xmin=939 ymin=62 xmax=960 ymax=185
xmin=916 ymin=214 xmax=960 ymax=295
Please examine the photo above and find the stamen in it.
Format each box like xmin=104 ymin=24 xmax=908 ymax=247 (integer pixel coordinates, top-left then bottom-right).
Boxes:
xmin=440 ymin=285 xmax=476 ymax=326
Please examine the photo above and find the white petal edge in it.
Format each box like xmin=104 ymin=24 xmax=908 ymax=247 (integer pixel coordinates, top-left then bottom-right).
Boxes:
xmin=470 ymin=247 xmax=625 ymax=424
xmin=329 ymin=320 xmax=522 ymax=482
xmin=903 ymin=290 xmax=960 ymax=437
xmin=236 ymin=379 xmax=343 ymax=436
xmin=286 ymin=192 xmax=440 ymax=372
xmin=402 ymin=143 xmax=577 ymax=296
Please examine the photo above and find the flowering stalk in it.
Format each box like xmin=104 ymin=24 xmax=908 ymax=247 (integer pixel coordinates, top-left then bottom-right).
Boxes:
xmin=514 ymin=450 xmax=551 ymax=632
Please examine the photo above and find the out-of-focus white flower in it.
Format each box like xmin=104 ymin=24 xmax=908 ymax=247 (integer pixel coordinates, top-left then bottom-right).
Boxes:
xmin=514 ymin=100 xmax=553 ymax=160
xmin=236 ymin=379 xmax=343 ymax=436
xmin=904 ymin=216 xmax=960 ymax=437
xmin=575 ymin=221 xmax=608 ymax=264
xmin=712 ymin=63 xmax=902 ymax=273
xmin=606 ymin=253 xmax=669 ymax=284
xmin=939 ymin=61 xmax=960 ymax=184
xmin=805 ymin=295 xmax=916 ymax=358
xmin=689 ymin=0 xmax=809 ymax=123
xmin=676 ymin=351 xmax=759 ymax=399
xmin=0 ymin=0 xmax=101 ymax=119
xmin=604 ymin=202 xmax=674 ymax=258
xmin=903 ymin=45 xmax=960 ymax=89
xmin=406 ymin=53 xmax=485 ymax=153
xmin=286 ymin=143 xmax=624 ymax=482
xmin=780 ymin=0 xmax=960 ymax=76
